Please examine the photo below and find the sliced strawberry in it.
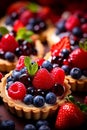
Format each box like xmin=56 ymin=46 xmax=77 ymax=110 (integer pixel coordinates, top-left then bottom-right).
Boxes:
xmin=51 ymin=37 xmax=71 ymax=56
xmin=13 ymin=20 xmax=24 ymax=32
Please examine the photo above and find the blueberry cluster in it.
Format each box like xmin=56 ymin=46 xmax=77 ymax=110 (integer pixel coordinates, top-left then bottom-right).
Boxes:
xmin=0 ymin=120 xmax=15 ymax=130
xmin=26 ymin=18 xmax=47 ymax=33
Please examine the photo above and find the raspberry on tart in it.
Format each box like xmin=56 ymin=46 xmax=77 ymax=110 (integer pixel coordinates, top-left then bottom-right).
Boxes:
xmin=0 ymin=56 xmax=71 ymax=120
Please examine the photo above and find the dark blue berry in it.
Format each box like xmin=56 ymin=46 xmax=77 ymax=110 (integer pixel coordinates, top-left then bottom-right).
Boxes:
xmin=4 ymin=52 xmax=15 ymax=62
xmin=45 ymin=92 xmax=56 ymax=105
xmin=61 ymin=49 xmax=70 ymax=59
xmin=0 ymin=120 xmax=15 ymax=130
xmin=36 ymin=120 xmax=48 ymax=129
xmin=33 ymin=95 xmax=45 ymax=107
xmin=53 ymin=84 xmax=64 ymax=96
xmin=38 ymin=125 xmax=51 ymax=130
xmin=27 ymin=87 xmax=35 ymax=95
xmin=24 ymin=124 xmax=36 ymax=130
xmin=56 ymin=20 xmax=66 ymax=32
xmin=61 ymin=65 xmax=70 ymax=75
xmin=42 ymin=60 xmax=53 ymax=71
xmin=5 ymin=16 xmax=13 ymax=25
xmin=70 ymin=67 xmax=82 ymax=79
xmin=23 ymin=94 xmax=33 ymax=105
xmin=82 ymin=69 xmax=87 ymax=77
xmin=6 ymin=81 xmax=14 ymax=90
xmin=12 ymin=70 xmax=21 ymax=81
xmin=72 ymin=27 xmax=82 ymax=38
xmin=26 ymin=24 xmax=33 ymax=31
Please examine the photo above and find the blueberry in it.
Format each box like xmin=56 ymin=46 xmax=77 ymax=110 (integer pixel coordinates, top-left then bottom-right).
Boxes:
xmin=61 ymin=65 xmax=70 ymax=75
xmin=72 ymin=27 xmax=82 ymax=38
xmin=6 ymin=81 xmax=14 ymax=90
xmin=61 ymin=49 xmax=70 ymax=58
xmin=4 ymin=52 xmax=15 ymax=62
xmin=12 ymin=70 xmax=21 ymax=81
xmin=70 ymin=67 xmax=82 ymax=79
xmin=23 ymin=94 xmax=33 ymax=105
xmin=56 ymin=20 xmax=66 ymax=32
xmin=33 ymin=95 xmax=45 ymax=107
xmin=28 ymin=18 xmax=36 ymax=25
xmin=5 ymin=16 xmax=13 ymax=25
xmin=0 ymin=120 xmax=15 ymax=130
xmin=20 ymin=67 xmax=27 ymax=74
xmin=27 ymin=87 xmax=35 ymax=95
xmin=38 ymin=125 xmax=51 ymax=130
xmin=26 ymin=24 xmax=33 ymax=31
xmin=42 ymin=60 xmax=53 ymax=71
xmin=36 ymin=120 xmax=48 ymax=129
xmin=45 ymin=92 xmax=56 ymax=105
xmin=24 ymin=124 xmax=36 ymax=130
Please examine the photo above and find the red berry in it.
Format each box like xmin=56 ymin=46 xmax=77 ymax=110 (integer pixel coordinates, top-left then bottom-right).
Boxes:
xmin=33 ymin=68 xmax=54 ymax=90
xmin=13 ymin=20 xmax=24 ymax=32
xmin=51 ymin=67 xmax=65 ymax=85
xmin=65 ymin=15 xmax=80 ymax=31
xmin=35 ymin=58 xmax=45 ymax=66
xmin=55 ymin=102 xmax=84 ymax=129
xmin=0 ymin=72 xmax=3 ymax=81
xmin=51 ymin=37 xmax=70 ymax=56
xmin=81 ymin=23 xmax=87 ymax=33
xmin=68 ymin=48 xmax=87 ymax=69
xmin=19 ymin=10 xmax=33 ymax=25
xmin=0 ymin=34 xmax=18 ymax=52
xmin=8 ymin=81 xmax=26 ymax=100
xmin=16 ymin=56 xmax=25 ymax=70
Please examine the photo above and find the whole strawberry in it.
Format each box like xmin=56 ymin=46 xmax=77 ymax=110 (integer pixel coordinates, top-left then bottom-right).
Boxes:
xmin=55 ymin=102 xmax=84 ymax=129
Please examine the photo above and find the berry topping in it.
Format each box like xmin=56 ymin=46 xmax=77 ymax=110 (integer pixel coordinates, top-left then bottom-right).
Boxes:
xmin=42 ymin=60 xmax=53 ymax=71
xmin=0 ymin=34 xmax=18 ymax=52
xmin=70 ymin=67 xmax=82 ymax=79
xmin=51 ymin=67 xmax=65 ymax=85
xmin=32 ymin=68 xmax=54 ymax=90
xmin=4 ymin=52 xmax=15 ymax=62
xmin=55 ymin=102 xmax=84 ymax=129
xmin=24 ymin=124 xmax=36 ymax=130
xmin=16 ymin=56 xmax=25 ymax=70
xmin=0 ymin=120 xmax=15 ymax=130
xmin=8 ymin=81 xmax=26 ymax=100
xmin=35 ymin=58 xmax=45 ymax=66
xmin=33 ymin=95 xmax=45 ymax=107
xmin=45 ymin=92 xmax=56 ymax=105
xmin=0 ymin=72 xmax=3 ymax=81
xmin=23 ymin=94 xmax=33 ymax=105
xmin=51 ymin=37 xmax=70 ymax=56
xmin=13 ymin=20 xmax=24 ymax=32
xmin=38 ymin=125 xmax=51 ymax=130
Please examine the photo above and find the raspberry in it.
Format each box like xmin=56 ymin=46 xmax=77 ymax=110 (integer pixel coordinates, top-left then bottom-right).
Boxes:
xmin=8 ymin=81 xmax=26 ymax=100
xmin=35 ymin=58 xmax=45 ymax=66
xmin=32 ymin=68 xmax=54 ymax=90
xmin=19 ymin=10 xmax=33 ymax=25
xmin=13 ymin=20 xmax=24 ymax=32
xmin=0 ymin=34 xmax=18 ymax=52
xmin=65 ymin=15 xmax=80 ymax=31
xmin=51 ymin=67 xmax=65 ymax=85
xmin=0 ymin=72 xmax=3 ymax=81
xmin=16 ymin=56 xmax=25 ymax=70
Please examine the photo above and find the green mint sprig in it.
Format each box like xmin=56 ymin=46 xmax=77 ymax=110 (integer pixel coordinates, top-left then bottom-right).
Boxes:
xmin=0 ymin=26 xmax=9 ymax=35
xmin=79 ymin=39 xmax=87 ymax=51
xmin=27 ymin=2 xmax=39 ymax=13
xmin=24 ymin=56 xmax=38 ymax=76
xmin=16 ymin=27 xmax=34 ymax=42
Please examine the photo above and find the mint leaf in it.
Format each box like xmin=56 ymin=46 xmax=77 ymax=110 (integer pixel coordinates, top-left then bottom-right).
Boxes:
xmin=24 ymin=56 xmax=38 ymax=76
xmin=16 ymin=27 xmax=34 ymax=42
xmin=27 ymin=3 xmax=39 ymax=13
xmin=79 ymin=40 xmax=87 ymax=51
xmin=0 ymin=26 xmax=9 ymax=35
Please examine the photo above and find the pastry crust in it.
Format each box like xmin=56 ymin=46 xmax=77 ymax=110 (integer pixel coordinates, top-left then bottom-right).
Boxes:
xmin=0 ymin=72 xmax=71 ymax=120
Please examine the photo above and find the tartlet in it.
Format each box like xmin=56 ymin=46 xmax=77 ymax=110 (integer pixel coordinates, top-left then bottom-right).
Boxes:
xmin=0 ymin=56 xmax=71 ymax=120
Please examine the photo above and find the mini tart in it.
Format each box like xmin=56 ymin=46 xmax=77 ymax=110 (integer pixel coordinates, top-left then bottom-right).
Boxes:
xmin=0 ymin=71 xmax=71 ymax=120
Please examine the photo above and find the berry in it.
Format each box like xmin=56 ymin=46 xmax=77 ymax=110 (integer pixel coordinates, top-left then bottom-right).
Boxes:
xmin=42 ymin=60 xmax=53 ymax=71
xmin=61 ymin=48 xmax=70 ymax=58
xmin=52 ymin=84 xmax=64 ymax=96
xmin=13 ymin=20 xmax=24 ymax=32
xmin=56 ymin=19 xmax=66 ymax=32
xmin=24 ymin=124 xmax=36 ymax=130
xmin=51 ymin=37 xmax=70 ymax=56
xmin=33 ymin=95 xmax=45 ymax=107
xmin=55 ymin=102 xmax=84 ymax=129
xmin=12 ymin=70 xmax=21 ymax=81
xmin=45 ymin=92 xmax=56 ymax=105
xmin=0 ymin=34 xmax=18 ymax=52
xmin=51 ymin=67 xmax=65 ymax=85
xmin=81 ymin=23 xmax=87 ymax=33
xmin=36 ymin=120 xmax=48 ymax=129
xmin=0 ymin=120 xmax=15 ymax=130
xmin=23 ymin=94 xmax=33 ymax=105
xmin=38 ymin=125 xmax=51 ymax=130
xmin=0 ymin=72 xmax=3 ymax=81
xmin=61 ymin=65 xmax=70 ymax=75
xmin=4 ymin=52 xmax=15 ymax=62
xmin=33 ymin=68 xmax=54 ymax=90
xmin=70 ymin=67 xmax=82 ymax=79
xmin=72 ymin=27 xmax=82 ymax=38
xmin=35 ymin=58 xmax=45 ymax=66
xmin=65 ymin=15 xmax=80 ymax=31
xmin=68 ymin=48 xmax=87 ymax=69
xmin=16 ymin=56 xmax=25 ymax=70
xmin=8 ymin=81 xmax=26 ymax=100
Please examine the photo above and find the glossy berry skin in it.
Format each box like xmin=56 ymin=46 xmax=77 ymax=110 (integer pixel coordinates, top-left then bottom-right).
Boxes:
xmin=42 ymin=60 xmax=53 ymax=71
xmin=70 ymin=67 xmax=82 ymax=79
xmin=8 ymin=81 xmax=26 ymax=100
xmin=33 ymin=95 xmax=45 ymax=107
xmin=45 ymin=92 xmax=56 ymax=105
xmin=36 ymin=120 xmax=48 ymax=129
xmin=0 ymin=72 xmax=3 ymax=81
xmin=35 ymin=58 xmax=45 ymax=66
xmin=4 ymin=52 xmax=15 ymax=62
xmin=72 ymin=27 xmax=82 ymax=38
xmin=16 ymin=55 xmax=25 ymax=70
xmin=13 ymin=20 xmax=24 ymax=32
xmin=61 ymin=65 xmax=70 ymax=75
xmin=23 ymin=94 xmax=33 ymax=105
xmin=0 ymin=34 xmax=18 ymax=52
xmin=39 ymin=125 xmax=51 ymax=130
xmin=24 ymin=124 xmax=36 ymax=130
xmin=55 ymin=102 xmax=84 ymax=129
xmin=0 ymin=120 xmax=15 ymax=130
xmin=33 ymin=68 xmax=54 ymax=90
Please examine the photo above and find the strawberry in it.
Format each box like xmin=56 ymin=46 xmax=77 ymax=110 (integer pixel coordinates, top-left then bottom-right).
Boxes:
xmin=13 ymin=20 xmax=24 ymax=32
xmin=55 ymin=102 xmax=84 ymax=129
xmin=35 ymin=58 xmax=45 ymax=66
xmin=51 ymin=67 xmax=65 ymax=85
xmin=32 ymin=68 xmax=54 ymax=90
xmin=16 ymin=56 xmax=25 ymax=70
xmin=68 ymin=48 xmax=87 ymax=69
xmin=51 ymin=37 xmax=70 ymax=56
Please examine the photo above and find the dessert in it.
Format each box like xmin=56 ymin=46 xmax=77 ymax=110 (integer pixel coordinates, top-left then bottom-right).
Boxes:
xmin=0 ymin=56 xmax=71 ymax=120
xmin=47 ymin=11 xmax=87 ymax=47
xmin=0 ymin=27 xmax=44 ymax=72
xmin=44 ymin=36 xmax=87 ymax=92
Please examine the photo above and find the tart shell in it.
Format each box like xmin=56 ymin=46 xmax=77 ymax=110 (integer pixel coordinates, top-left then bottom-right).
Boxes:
xmin=0 ymin=72 xmax=71 ymax=120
